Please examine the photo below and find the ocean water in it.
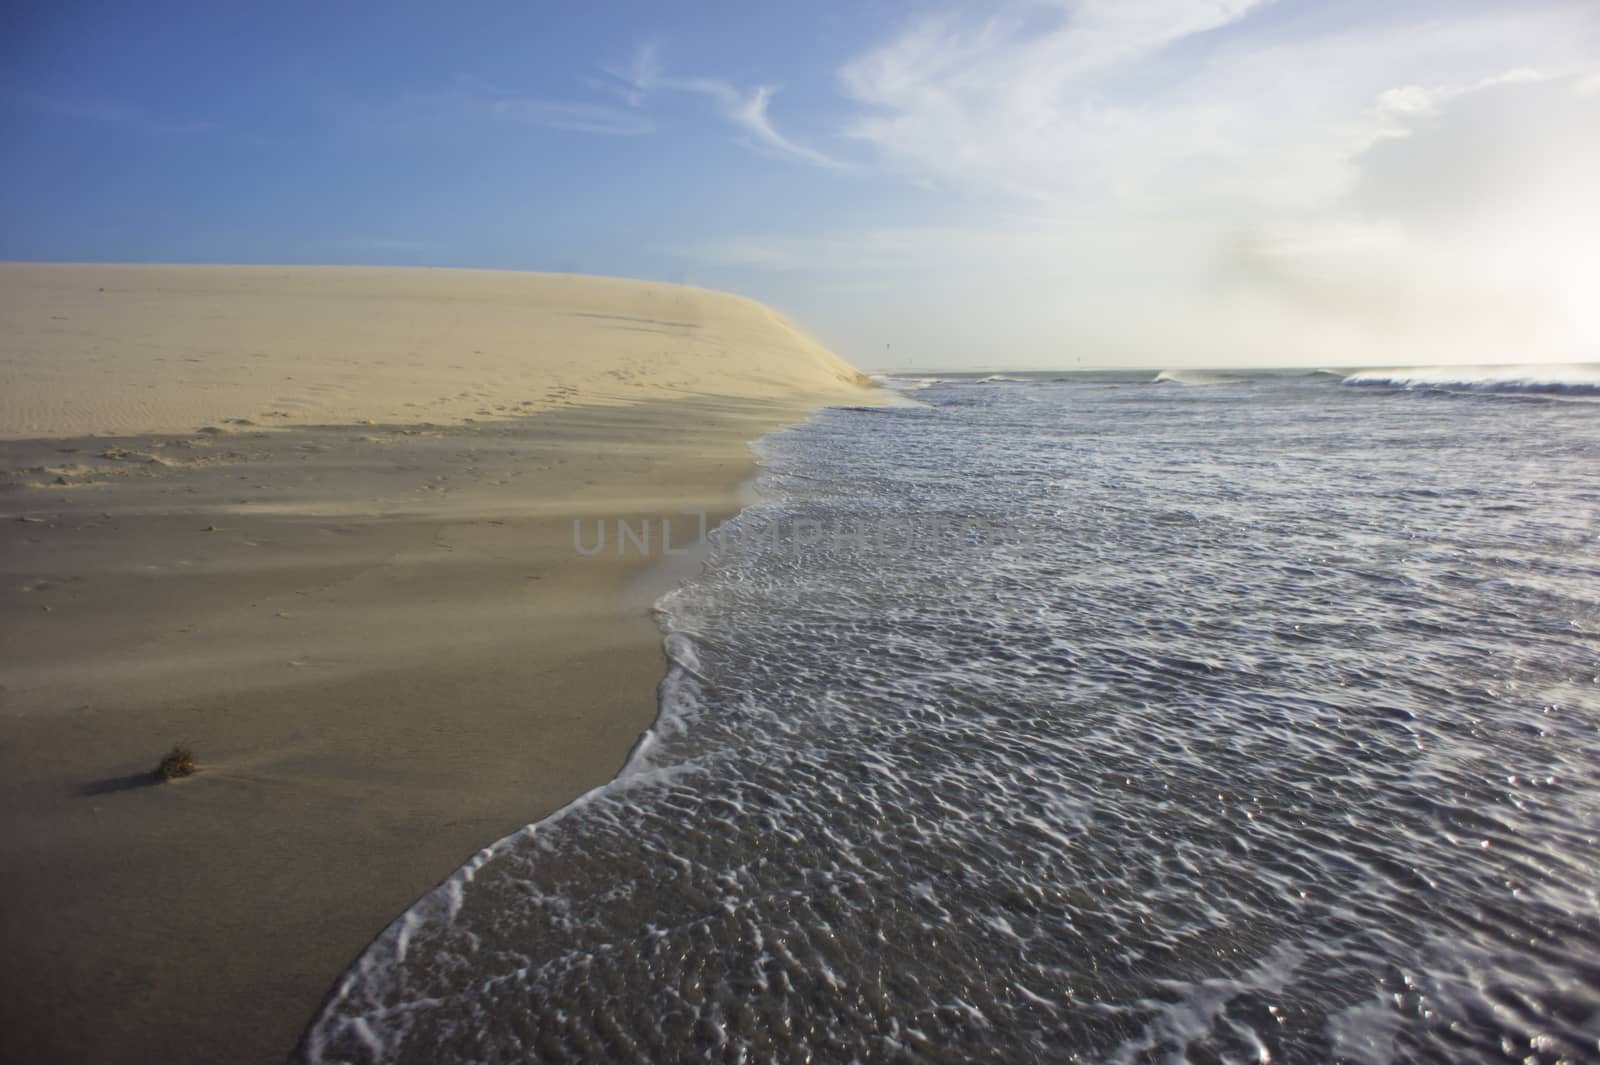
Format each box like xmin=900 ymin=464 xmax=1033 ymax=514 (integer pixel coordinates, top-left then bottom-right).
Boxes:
xmin=302 ymin=369 xmax=1600 ymax=1064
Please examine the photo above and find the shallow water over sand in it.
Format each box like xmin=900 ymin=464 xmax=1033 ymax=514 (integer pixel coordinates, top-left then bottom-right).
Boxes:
xmin=305 ymin=373 xmax=1600 ymax=1064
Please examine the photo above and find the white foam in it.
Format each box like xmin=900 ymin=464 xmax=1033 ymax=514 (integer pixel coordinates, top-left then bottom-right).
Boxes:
xmin=1151 ymin=369 xmax=1235 ymax=386
xmin=1106 ymin=943 xmax=1305 ymax=1065
xmin=877 ymin=375 xmax=955 ymax=392
xmin=1342 ymin=362 xmax=1600 ymax=395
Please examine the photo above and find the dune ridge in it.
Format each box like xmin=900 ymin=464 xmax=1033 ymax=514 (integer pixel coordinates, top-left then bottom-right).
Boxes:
xmin=0 ymin=263 xmax=871 ymax=440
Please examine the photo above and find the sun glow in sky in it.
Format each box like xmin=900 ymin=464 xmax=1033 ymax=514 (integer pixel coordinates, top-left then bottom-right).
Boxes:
xmin=3 ymin=0 xmax=1597 ymax=369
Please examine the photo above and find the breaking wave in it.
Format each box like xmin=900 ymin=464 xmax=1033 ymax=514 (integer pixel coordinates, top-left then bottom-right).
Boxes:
xmin=1151 ymin=369 xmax=1241 ymax=386
xmin=1342 ymin=363 xmax=1600 ymax=397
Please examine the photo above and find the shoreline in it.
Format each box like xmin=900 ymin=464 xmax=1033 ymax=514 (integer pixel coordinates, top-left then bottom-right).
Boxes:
xmin=0 ymin=395 xmax=851 ymax=1063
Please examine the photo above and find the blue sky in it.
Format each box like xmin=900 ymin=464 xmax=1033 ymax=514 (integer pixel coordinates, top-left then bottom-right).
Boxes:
xmin=4 ymin=0 xmax=1598 ymax=369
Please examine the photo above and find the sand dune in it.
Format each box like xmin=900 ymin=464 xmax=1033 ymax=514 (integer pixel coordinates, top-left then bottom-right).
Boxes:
xmin=0 ymin=264 xmax=871 ymax=439
xmin=0 ymin=265 xmax=877 ymax=1064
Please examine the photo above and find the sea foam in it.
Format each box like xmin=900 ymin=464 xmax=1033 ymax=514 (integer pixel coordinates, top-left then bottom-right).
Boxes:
xmin=1342 ymin=362 xmax=1600 ymax=396
xmin=1151 ymin=369 xmax=1239 ymax=385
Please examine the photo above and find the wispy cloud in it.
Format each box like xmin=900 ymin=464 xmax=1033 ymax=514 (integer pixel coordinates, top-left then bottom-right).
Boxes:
xmin=678 ymin=220 xmax=1073 ymax=274
xmin=837 ymin=0 xmax=1273 ymax=200
xmin=336 ymin=76 xmax=651 ymax=137
xmin=836 ymin=0 xmax=1599 ymax=211
xmin=29 ymin=95 xmax=214 ymax=135
xmin=1375 ymin=66 xmax=1550 ymax=120
xmin=616 ymin=43 xmax=845 ymax=168
xmin=701 ymin=1 xmax=1600 ymax=366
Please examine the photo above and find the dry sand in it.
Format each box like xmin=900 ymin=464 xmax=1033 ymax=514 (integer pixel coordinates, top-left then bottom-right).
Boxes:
xmin=0 ymin=263 xmax=870 ymax=439
xmin=0 ymin=264 xmax=878 ymax=1063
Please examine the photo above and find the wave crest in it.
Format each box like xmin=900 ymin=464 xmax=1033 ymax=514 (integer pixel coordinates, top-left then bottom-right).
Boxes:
xmin=1152 ymin=369 xmax=1235 ymax=386
xmin=1342 ymin=364 xmax=1600 ymax=396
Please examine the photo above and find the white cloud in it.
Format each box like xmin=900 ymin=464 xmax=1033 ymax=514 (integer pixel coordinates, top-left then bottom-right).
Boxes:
xmin=618 ymin=43 xmax=845 ymax=167
xmin=1376 ymin=68 xmax=1550 ymax=121
xmin=716 ymin=0 xmax=1600 ymax=368
xmin=838 ymin=0 xmax=1276 ymax=201
xmin=837 ymin=2 xmax=1600 ymax=212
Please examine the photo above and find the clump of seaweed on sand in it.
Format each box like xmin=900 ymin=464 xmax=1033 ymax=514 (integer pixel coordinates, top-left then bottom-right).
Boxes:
xmin=156 ymin=744 xmax=198 ymax=782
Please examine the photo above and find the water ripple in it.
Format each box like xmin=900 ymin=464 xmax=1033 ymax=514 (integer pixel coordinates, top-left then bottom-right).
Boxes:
xmin=304 ymin=376 xmax=1600 ymax=1064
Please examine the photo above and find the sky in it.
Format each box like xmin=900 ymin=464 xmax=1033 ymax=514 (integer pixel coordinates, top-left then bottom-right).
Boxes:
xmin=3 ymin=0 xmax=1598 ymax=371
